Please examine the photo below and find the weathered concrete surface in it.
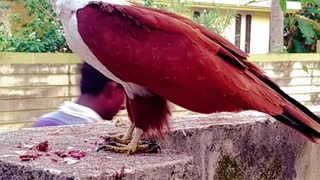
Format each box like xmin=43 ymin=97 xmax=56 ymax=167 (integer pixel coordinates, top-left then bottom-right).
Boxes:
xmin=0 ymin=124 xmax=199 ymax=180
xmin=162 ymin=110 xmax=320 ymax=180
xmin=0 ymin=151 xmax=197 ymax=180
xmin=1 ymin=110 xmax=320 ymax=180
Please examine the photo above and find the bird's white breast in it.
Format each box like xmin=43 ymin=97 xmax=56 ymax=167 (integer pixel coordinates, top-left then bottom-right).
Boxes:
xmin=56 ymin=0 xmax=150 ymax=99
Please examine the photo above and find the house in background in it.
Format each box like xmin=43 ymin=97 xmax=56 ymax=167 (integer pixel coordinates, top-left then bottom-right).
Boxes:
xmin=189 ymin=0 xmax=301 ymax=54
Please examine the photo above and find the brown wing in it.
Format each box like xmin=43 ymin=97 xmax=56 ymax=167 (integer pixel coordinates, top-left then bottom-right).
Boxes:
xmin=76 ymin=2 xmax=286 ymax=115
xmin=132 ymin=5 xmax=248 ymax=59
xmin=136 ymin=5 xmax=320 ymax=121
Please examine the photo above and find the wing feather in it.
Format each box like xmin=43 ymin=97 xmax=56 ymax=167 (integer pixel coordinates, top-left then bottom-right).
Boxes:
xmin=76 ymin=2 xmax=285 ymax=115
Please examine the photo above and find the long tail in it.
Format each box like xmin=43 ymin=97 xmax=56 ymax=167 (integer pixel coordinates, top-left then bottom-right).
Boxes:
xmin=273 ymin=103 xmax=320 ymax=143
xmin=240 ymin=61 xmax=320 ymax=143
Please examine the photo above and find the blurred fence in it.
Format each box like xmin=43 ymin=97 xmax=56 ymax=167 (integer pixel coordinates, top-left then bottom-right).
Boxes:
xmin=0 ymin=53 xmax=320 ymax=131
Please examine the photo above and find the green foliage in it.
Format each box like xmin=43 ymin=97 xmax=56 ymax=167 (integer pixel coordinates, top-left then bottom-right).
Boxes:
xmin=143 ymin=0 xmax=156 ymax=7
xmin=280 ymin=0 xmax=287 ymax=12
xmin=142 ymin=0 xmax=235 ymax=36
xmin=142 ymin=0 xmax=193 ymax=16
xmin=284 ymin=3 xmax=320 ymax=53
xmin=0 ymin=4 xmax=10 ymax=9
xmin=161 ymin=0 xmax=193 ymax=16
xmin=0 ymin=0 xmax=70 ymax=52
xmin=193 ymin=9 xmax=235 ymax=36
xmin=297 ymin=19 xmax=315 ymax=44
xmin=280 ymin=0 xmax=287 ymax=13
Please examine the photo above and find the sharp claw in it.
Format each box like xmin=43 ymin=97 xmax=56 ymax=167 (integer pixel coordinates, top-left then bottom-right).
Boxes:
xmin=101 ymin=135 xmax=131 ymax=145
xmin=144 ymin=143 xmax=161 ymax=154
xmin=96 ymin=142 xmax=160 ymax=154
xmin=96 ymin=138 xmax=127 ymax=152
xmin=127 ymin=148 xmax=137 ymax=155
xmin=96 ymin=145 xmax=106 ymax=152
xmin=151 ymin=143 xmax=161 ymax=153
xmin=97 ymin=134 xmax=161 ymax=154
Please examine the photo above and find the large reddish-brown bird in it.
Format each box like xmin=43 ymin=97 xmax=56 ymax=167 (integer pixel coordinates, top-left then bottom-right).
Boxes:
xmin=51 ymin=0 xmax=320 ymax=154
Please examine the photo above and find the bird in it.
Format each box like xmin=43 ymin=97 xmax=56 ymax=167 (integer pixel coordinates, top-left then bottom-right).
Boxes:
xmin=50 ymin=0 xmax=320 ymax=154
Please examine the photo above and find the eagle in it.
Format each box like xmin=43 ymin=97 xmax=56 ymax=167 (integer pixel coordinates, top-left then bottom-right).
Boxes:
xmin=50 ymin=0 xmax=320 ymax=154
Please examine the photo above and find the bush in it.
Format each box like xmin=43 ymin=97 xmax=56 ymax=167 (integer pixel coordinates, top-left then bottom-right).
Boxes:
xmin=142 ymin=0 xmax=235 ymax=37
xmin=0 ymin=0 xmax=70 ymax=52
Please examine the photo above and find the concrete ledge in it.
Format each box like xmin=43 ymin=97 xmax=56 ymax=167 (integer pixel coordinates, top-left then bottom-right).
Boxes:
xmin=162 ymin=110 xmax=320 ymax=180
xmin=0 ymin=151 xmax=197 ymax=180
xmin=0 ymin=125 xmax=199 ymax=179
xmin=1 ymin=110 xmax=320 ymax=179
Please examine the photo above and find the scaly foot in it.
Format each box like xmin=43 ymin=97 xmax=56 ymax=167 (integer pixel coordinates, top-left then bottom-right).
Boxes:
xmin=102 ymin=135 xmax=131 ymax=145
xmin=97 ymin=140 xmax=160 ymax=154
xmin=102 ymin=124 xmax=135 ymax=145
xmin=97 ymin=128 xmax=161 ymax=154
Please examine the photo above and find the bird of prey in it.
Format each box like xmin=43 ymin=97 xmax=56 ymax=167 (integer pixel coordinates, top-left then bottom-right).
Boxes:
xmin=50 ymin=0 xmax=320 ymax=154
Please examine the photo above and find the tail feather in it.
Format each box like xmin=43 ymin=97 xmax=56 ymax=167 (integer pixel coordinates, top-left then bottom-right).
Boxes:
xmin=273 ymin=114 xmax=320 ymax=142
xmin=273 ymin=104 xmax=320 ymax=143
xmin=244 ymin=62 xmax=320 ymax=124
xmin=244 ymin=62 xmax=320 ymax=142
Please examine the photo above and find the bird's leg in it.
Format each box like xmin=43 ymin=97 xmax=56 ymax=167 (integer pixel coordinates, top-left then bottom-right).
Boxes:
xmin=115 ymin=127 xmax=142 ymax=154
xmin=97 ymin=93 xmax=168 ymax=154
xmin=104 ymin=124 xmax=135 ymax=145
xmin=98 ymin=127 xmax=161 ymax=154
xmin=122 ymin=123 xmax=135 ymax=141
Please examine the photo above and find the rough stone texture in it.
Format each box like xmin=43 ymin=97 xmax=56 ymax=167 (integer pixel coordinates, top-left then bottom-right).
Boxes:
xmin=0 ymin=124 xmax=199 ymax=180
xmin=1 ymin=110 xmax=320 ymax=179
xmin=161 ymin=110 xmax=320 ymax=180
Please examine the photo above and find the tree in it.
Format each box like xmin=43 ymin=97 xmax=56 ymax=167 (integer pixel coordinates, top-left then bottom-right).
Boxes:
xmin=142 ymin=0 xmax=235 ymax=36
xmin=0 ymin=0 xmax=69 ymax=52
xmin=193 ymin=9 xmax=235 ymax=36
xmin=269 ymin=0 xmax=284 ymax=52
xmin=284 ymin=3 xmax=320 ymax=53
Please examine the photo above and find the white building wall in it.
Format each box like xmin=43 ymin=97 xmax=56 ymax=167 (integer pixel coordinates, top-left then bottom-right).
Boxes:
xmin=222 ymin=11 xmax=271 ymax=54
xmin=250 ymin=12 xmax=270 ymax=54
xmin=223 ymin=18 xmax=235 ymax=44
xmin=192 ymin=0 xmax=302 ymax=54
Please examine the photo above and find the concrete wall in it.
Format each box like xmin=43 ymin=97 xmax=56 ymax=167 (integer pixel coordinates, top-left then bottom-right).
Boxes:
xmin=0 ymin=53 xmax=320 ymax=131
xmin=0 ymin=53 xmax=81 ymax=131
xmin=0 ymin=64 xmax=80 ymax=130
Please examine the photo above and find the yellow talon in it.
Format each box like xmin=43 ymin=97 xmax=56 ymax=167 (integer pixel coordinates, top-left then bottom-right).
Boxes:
xmin=98 ymin=127 xmax=161 ymax=154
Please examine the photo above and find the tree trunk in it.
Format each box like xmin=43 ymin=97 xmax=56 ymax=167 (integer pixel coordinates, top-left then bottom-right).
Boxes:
xmin=269 ymin=0 xmax=284 ymax=53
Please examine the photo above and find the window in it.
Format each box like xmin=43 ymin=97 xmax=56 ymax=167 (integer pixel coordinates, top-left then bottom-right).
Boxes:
xmin=235 ymin=14 xmax=241 ymax=48
xmin=245 ymin=15 xmax=252 ymax=53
